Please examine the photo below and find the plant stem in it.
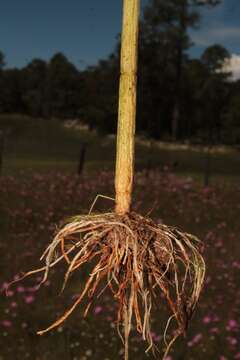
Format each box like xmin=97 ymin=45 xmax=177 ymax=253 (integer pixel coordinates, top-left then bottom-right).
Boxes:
xmin=115 ymin=0 xmax=140 ymax=215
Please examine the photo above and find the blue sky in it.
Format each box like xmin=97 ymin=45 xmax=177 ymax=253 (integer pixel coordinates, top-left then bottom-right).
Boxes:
xmin=190 ymin=0 xmax=240 ymax=57
xmin=1 ymin=0 xmax=240 ymax=69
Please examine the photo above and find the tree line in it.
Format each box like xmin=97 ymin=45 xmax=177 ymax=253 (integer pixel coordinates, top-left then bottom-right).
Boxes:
xmin=0 ymin=0 xmax=240 ymax=144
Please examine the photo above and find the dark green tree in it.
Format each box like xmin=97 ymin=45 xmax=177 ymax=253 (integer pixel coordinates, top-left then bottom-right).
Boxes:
xmin=0 ymin=51 xmax=5 ymax=70
xmin=44 ymin=53 xmax=80 ymax=118
xmin=139 ymin=0 xmax=221 ymax=139
xmin=200 ymin=44 xmax=231 ymax=143
xmin=0 ymin=51 xmax=6 ymax=112
xmin=221 ymin=79 xmax=240 ymax=144
xmin=81 ymin=54 xmax=119 ymax=133
xmin=21 ymin=59 xmax=47 ymax=116
xmin=201 ymin=44 xmax=231 ymax=73
xmin=0 ymin=69 xmax=24 ymax=113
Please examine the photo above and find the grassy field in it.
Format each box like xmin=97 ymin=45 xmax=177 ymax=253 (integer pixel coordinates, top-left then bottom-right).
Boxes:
xmin=1 ymin=171 xmax=240 ymax=360
xmin=1 ymin=114 xmax=240 ymax=185
xmin=0 ymin=115 xmax=240 ymax=359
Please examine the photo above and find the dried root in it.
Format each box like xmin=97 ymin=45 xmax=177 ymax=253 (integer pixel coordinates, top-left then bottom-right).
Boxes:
xmin=12 ymin=212 xmax=205 ymax=359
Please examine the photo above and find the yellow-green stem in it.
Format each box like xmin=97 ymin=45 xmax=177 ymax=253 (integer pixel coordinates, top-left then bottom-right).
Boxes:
xmin=115 ymin=0 xmax=140 ymax=215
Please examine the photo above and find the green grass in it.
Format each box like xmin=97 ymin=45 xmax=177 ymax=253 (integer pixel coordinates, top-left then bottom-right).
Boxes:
xmin=1 ymin=114 xmax=240 ymax=185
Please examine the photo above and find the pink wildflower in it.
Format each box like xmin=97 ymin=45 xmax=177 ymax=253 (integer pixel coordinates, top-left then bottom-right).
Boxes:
xmin=203 ymin=315 xmax=211 ymax=324
xmin=17 ymin=286 xmax=25 ymax=293
xmin=192 ymin=333 xmax=203 ymax=344
xmin=228 ymin=319 xmax=238 ymax=329
xmin=227 ymin=336 xmax=238 ymax=346
xmin=2 ymin=320 xmax=12 ymax=328
xmin=24 ymin=295 xmax=35 ymax=304
xmin=94 ymin=305 xmax=103 ymax=314
xmin=210 ymin=327 xmax=220 ymax=334
xmin=10 ymin=302 xmax=17 ymax=308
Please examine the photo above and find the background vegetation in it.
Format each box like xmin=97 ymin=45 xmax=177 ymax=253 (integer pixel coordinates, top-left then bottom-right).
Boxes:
xmin=1 ymin=0 xmax=240 ymax=145
xmin=0 ymin=1 xmax=240 ymax=359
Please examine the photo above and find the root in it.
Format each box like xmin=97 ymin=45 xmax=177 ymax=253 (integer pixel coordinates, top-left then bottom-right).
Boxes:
xmin=13 ymin=211 xmax=206 ymax=358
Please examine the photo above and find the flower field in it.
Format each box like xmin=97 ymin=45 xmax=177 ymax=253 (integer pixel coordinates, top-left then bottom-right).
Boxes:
xmin=0 ymin=170 xmax=240 ymax=360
